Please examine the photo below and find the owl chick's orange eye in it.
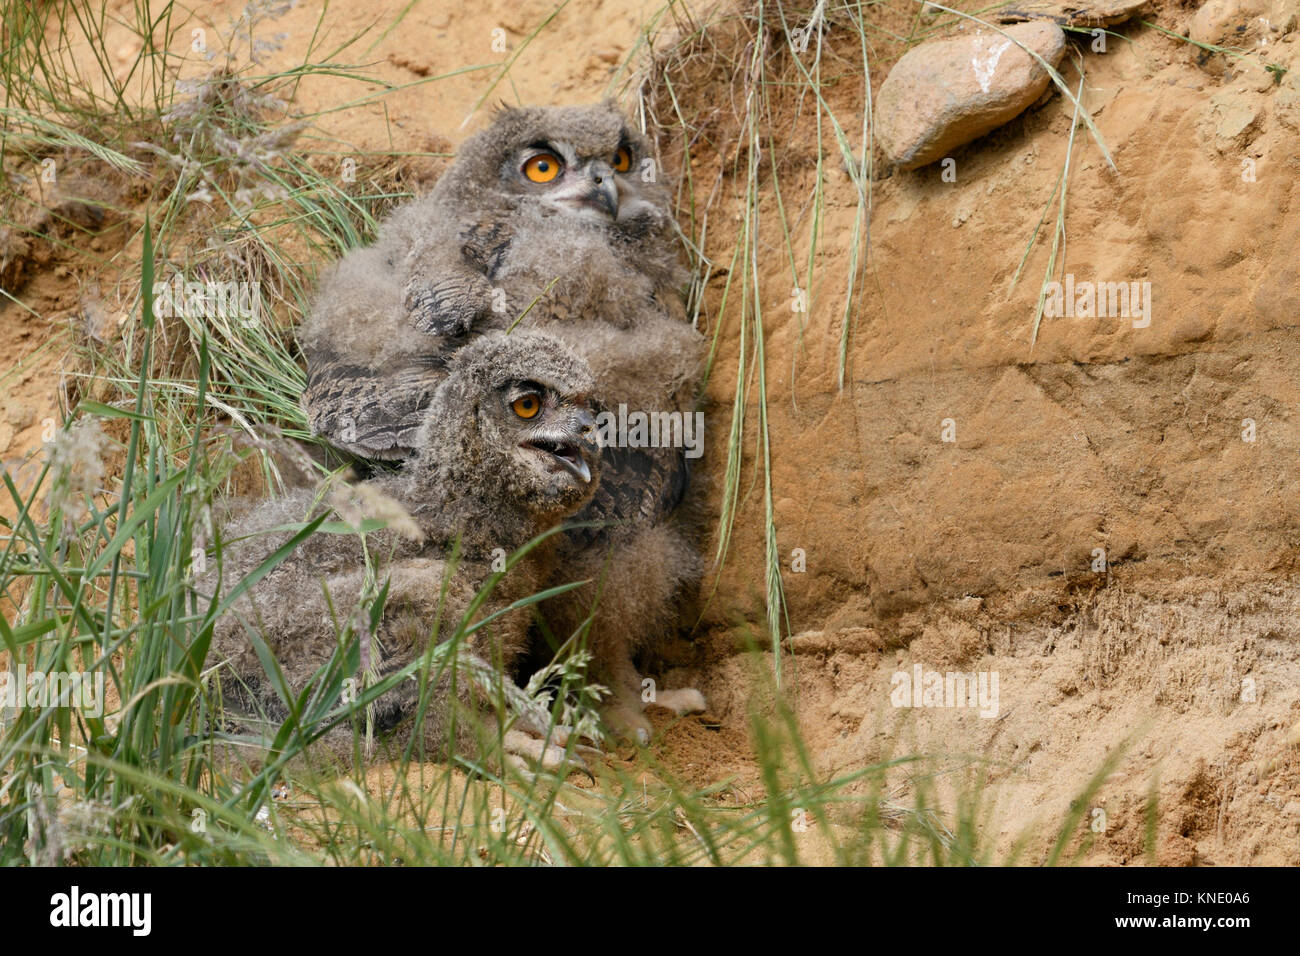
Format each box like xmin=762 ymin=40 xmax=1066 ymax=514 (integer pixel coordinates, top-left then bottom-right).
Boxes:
xmin=522 ymin=152 xmax=562 ymax=183
xmin=613 ymin=146 xmax=633 ymax=173
xmin=512 ymin=393 xmax=542 ymax=419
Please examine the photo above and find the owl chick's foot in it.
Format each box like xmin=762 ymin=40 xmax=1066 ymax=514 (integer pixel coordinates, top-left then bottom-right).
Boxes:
xmin=501 ymin=727 xmax=599 ymax=781
xmin=653 ymin=688 xmax=707 ymax=716
xmin=600 ymin=697 xmax=654 ymax=746
xmin=601 ymin=687 xmax=708 ymax=745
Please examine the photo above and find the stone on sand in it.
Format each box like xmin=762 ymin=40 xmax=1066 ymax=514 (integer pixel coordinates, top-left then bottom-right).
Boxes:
xmin=875 ymin=22 xmax=1067 ymax=170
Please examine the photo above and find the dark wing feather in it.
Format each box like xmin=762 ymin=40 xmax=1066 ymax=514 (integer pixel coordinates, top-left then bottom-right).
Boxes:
xmin=565 ymin=445 xmax=690 ymax=546
xmin=303 ymin=352 xmax=444 ymax=460
xmin=459 ymin=217 xmax=513 ymax=277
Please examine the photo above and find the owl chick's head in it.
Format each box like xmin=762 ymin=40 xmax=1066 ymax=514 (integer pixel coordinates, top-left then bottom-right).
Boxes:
xmin=414 ymin=331 xmax=602 ymax=523
xmin=442 ymin=101 xmax=671 ymax=236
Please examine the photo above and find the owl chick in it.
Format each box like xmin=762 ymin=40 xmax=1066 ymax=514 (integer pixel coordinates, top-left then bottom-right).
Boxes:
xmin=207 ymin=331 xmax=602 ymax=772
xmin=300 ymin=101 xmax=692 ymax=459
xmin=298 ymin=101 xmax=708 ymax=742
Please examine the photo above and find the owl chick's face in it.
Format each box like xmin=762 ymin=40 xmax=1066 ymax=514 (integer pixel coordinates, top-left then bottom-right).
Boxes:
xmin=456 ymin=103 xmax=670 ymax=234
xmin=419 ymin=332 xmax=601 ymax=522
xmin=487 ymin=372 xmax=601 ymax=516
xmin=506 ymin=137 xmax=644 ymax=226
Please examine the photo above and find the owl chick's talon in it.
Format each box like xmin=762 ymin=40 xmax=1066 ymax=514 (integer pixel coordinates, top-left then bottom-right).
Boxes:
xmin=599 ymin=687 xmax=707 ymax=745
xmin=502 ymin=728 xmax=596 ymax=782
xmin=511 ymin=713 xmax=602 ymax=751
xmin=600 ymin=698 xmax=655 ymax=745
xmin=654 ymin=688 xmax=707 ymax=716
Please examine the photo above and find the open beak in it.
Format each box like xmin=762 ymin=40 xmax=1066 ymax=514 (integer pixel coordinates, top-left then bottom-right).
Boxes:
xmin=560 ymin=407 xmax=599 ymax=484
xmin=521 ymin=438 xmax=593 ymax=483
xmin=522 ymin=409 xmax=599 ymax=484
xmin=555 ymin=447 xmax=591 ymax=484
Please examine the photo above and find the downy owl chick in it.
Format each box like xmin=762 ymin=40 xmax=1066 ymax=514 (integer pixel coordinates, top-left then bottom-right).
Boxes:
xmin=298 ymin=101 xmax=708 ymax=742
xmin=207 ymin=331 xmax=601 ymax=771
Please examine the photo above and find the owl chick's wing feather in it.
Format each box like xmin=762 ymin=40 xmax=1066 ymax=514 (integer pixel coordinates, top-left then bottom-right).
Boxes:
xmin=303 ymin=351 xmax=445 ymax=459
xmin=405 ymin=214 xmax=514 ymax=337
xmin=565 ymin=444 xmax=689 ymax=546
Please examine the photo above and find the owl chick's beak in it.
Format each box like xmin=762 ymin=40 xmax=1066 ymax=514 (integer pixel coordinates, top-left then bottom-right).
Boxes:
xmin=523 ymin=407 xmax=599 ymax=485
xmin=561 ymin=450 xmax=592 ymax=484
xmin=560 ymin=407 xmax=600 ymax=484
xmin=583 ymin=162 xmax=619 ymax=218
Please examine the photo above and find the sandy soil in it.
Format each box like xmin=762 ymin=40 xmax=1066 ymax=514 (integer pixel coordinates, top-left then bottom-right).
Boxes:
xmin=669 ymin=0 xmax=1300 ymax=864
xmin=4 ymin=0 xmax=1300 ymax=863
